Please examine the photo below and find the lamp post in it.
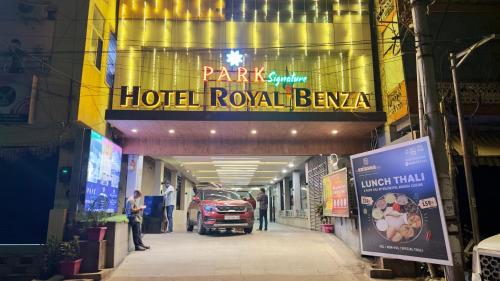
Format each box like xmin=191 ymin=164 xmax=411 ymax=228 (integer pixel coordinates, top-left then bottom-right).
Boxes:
xmin=449 ymin=33 xmax=496 ymax=246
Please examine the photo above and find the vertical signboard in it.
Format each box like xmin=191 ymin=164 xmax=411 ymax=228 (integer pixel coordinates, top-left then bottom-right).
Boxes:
xmin=350 ymin=137 xmax=452 ymax=265
xmin=322 ymin=168 xmax=349 ymax=217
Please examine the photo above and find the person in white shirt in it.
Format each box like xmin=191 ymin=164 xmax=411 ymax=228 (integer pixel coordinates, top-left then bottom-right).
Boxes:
xmin=163 ymin=181 xmax=176 ymax=233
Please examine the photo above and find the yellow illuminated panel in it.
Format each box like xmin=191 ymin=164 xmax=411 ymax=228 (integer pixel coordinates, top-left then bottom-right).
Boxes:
xmin=77 ymin=0 xmax=117 ymax=135
xmin=112 ymin=0 xmax=376 ymax=114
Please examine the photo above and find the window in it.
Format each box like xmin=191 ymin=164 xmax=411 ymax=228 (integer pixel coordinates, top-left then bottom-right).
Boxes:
xmin=91 ymin=6 xmax=105 ymax=70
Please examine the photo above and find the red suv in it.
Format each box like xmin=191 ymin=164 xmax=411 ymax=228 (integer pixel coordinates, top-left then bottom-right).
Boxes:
xmin=186 ymin=189 xmax=255 ymax=234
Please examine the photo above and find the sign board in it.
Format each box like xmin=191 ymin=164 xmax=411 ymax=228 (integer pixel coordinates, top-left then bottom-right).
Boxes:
xmin=322 ymin=168 xmax=349 ymax=217
xmin=350 ymin=137 xmax=452 ymax=265
xmin=0 ymin=74 xmax=37 ymax=123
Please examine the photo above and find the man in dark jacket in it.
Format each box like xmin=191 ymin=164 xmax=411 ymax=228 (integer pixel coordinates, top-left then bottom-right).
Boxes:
xmin=257 ymin=188 xmax=268 ymax=231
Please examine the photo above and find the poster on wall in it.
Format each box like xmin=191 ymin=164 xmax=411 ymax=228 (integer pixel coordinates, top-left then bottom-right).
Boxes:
xmin=84 ymin=130 xmax=122 ymax=213
xmin=0 ymin=75 xmax=37 ymax=123
xmin=322 ymin=168 xmax=349 ymax=217
xmin=350 ymin=137 xmax=452 ymax=265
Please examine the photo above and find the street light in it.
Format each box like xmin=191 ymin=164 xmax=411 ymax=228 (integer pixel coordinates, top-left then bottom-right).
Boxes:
xmin=449 ymin=33 xmax=497 ymax=246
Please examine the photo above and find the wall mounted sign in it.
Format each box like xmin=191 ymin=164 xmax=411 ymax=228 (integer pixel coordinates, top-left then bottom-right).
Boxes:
xmin=322 ymin=168 xmax=349 ymax=217
xmin=118 ymin=53 xmax=372 ymax=111
xmin=351 ymin=137 xmax=452 ymax=265
xmin=119 ymin=85 xmax=371 ymax=110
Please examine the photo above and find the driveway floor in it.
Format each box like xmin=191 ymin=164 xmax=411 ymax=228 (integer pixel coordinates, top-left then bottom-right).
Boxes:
xmin=109 ymin=223 xmax=400 ymax=281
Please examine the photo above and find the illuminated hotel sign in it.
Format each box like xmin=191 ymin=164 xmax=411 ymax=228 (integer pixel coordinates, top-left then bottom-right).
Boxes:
xmin=119 ymin=53 xmax=371 ymax=111
xmin=120 ymin=86 xmax=371 ymax=110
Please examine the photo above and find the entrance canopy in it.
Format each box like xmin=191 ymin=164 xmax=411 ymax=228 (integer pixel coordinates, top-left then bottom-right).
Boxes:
xmin=106 ymin=110 xmax=385 ymax=156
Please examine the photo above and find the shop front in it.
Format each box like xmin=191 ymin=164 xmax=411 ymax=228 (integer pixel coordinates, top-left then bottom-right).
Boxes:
xmin=107 ymin=0 xmax=385 ymax=157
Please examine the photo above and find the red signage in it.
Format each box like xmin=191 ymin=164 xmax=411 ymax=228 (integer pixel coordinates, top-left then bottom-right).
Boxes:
xmin=322 ymin=168 xmax=349 ymax=217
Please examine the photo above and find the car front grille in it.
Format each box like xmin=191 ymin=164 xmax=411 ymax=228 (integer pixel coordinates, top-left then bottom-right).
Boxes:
xmin=216 ymin=206 xmax=246 ymax=212
xmin=479 ymin=254 xmax=500 ymax=281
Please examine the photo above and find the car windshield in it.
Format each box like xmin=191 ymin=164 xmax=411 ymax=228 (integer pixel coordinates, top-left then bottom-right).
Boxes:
xmin=236 ymin=191 xmax=251 ymax=198
xmin=202 ymin=190 xmax=241 ymax=201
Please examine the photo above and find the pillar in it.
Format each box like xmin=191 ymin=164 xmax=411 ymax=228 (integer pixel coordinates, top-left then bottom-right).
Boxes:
xmin=292 ymin=171 xmax=301 ymax=211
xmin=283 ymin=178 xmax=291 ymax=210
xmin=170 ymin=170 xmax=178 ymax=209
xmin=126 ymin=155 xmax=144 ymax=197
xmin=153 ymin=160 xmax=164 ymax=195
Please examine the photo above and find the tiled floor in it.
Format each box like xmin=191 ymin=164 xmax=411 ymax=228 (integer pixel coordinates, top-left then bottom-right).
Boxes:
xmin=109 ymin=223 xmax=390 ymax=281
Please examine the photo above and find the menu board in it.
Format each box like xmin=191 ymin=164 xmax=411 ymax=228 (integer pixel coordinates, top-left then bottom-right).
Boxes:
xmin=351 ymin=137 xmax=452 ymax=265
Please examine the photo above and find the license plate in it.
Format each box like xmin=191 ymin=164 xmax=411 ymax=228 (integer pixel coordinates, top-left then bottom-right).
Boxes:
xmin=224 ymin=215 xmax=240 ymax=220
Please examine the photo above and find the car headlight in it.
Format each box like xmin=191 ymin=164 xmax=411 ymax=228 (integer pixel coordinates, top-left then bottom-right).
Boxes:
xmin=204 ymin=205 xmax=217 ymax=212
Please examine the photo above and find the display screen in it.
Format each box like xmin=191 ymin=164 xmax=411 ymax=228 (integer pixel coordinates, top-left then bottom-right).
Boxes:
xmin=84 ymin=130 xmax=122 ymax=213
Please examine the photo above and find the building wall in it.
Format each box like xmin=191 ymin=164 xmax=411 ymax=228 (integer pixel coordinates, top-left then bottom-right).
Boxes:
xmin=77 ymin=0 xmax=117 ymax=135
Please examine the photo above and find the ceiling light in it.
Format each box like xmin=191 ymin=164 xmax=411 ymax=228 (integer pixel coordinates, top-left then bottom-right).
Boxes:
xmin=269 ymin=180 xmax=274 ymax=183
xmin=282 ymin=169 xmax=287 ymax=173
xmin=288 ymin=163 xmax=294 ymax=168
xmin=331 ymin=129 xmax=338 ymax=135
xmin=273 ymin=178 xmax=277 ymax=181
xmin=187 ymin=170 xmax=191 ymax=173
xmin=168 ymin=129 xmax=175 ymax=134
xmin=291 ymin=129 xmax=297 ymax=135
xmin=131 ymin=128 xmax=138 ymax=133
xmin=210 ymin=129 xmax=216 ymax=134
xmin=251 ymin=129 xmax=257 ymax=135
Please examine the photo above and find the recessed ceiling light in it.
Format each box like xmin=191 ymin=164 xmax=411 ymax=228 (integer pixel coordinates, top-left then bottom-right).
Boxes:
xmin=288 ymin=163 xmax=294 ymax=168
xmin=169 ymin=129 xmax=175 ymax=134
xmin=251 ymin=129 xmax=257 ymax=135
xmin=332 ymin=129 xmax=338 ymax=135
xmin=187 ymin=170 xmax=191 ymax=173
xmin=210 ymin=129 xmax=216 ymax=134
xmin=282 ymin=169 xmax=287 ymax=173
xmin=131 ymin=128 xmax=138 ymax=133
xmin=273 ymin=177 xmax=277 ymax=181
xmin=291 ymin=129 xmax=297 ymax=135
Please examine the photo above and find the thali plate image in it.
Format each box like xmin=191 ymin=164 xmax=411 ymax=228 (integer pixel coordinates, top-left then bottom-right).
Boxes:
xmin=371 ymin=193 xmax=423 ymax=243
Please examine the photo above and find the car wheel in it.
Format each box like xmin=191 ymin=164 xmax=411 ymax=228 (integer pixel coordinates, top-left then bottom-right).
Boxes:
xmin=197 ymin=213 xmax=206 ymax=235
xmin=186 ymin=214 xmax=193 ymax=232
xmin=244 ymin=227 xmax=253 ymax=234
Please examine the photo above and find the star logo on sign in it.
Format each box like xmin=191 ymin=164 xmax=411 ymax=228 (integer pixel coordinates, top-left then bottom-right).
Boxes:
xmin=226 ymin=50 xmax=243 ymax=67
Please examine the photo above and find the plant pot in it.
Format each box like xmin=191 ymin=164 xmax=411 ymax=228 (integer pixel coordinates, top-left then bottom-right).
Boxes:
xmin=59 ymin=258 xmax=82 ymax=277
xmin=87 ymin=227 xmax=107 ymax=241
xmin=320 ymin=224 xmax=334 ymax=233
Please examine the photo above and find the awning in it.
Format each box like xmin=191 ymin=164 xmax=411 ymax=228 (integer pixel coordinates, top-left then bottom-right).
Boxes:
xmin=451 ymin=132 xmax=500 ymax=166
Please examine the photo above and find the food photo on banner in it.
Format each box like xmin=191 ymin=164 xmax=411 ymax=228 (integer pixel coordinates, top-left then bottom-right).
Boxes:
xmin=350 ymin=137 xmax=452 ymax=265
xmin=322 ymin=168 xmax=349 ymax=217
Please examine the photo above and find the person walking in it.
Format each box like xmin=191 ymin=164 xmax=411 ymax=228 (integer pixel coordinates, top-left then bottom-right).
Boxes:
xmin=164 ymin=181 xmax=176 ymax=233
xmin=257 ymin=188 xmax=269 ymax=231
xmin=126 ymin=190 xmax=150 ymax=251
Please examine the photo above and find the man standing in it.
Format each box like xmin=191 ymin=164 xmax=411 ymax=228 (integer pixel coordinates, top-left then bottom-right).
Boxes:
xmin=126 ymin=190 xmax=150 ymax=251
xmin=164 ymin=181 xmax=176 ymax=233
xmin=257 ymin=188 xmax=268 ymax=231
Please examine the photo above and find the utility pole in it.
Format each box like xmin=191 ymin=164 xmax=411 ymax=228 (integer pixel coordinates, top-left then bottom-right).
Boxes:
xmin=449 ymin=33 xmax=496 ymax=246
xmin=410 ymin=0 xmax=465 ymax=280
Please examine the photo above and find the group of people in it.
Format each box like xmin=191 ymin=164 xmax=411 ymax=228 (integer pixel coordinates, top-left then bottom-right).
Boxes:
xmin=125 ymin=181 xmax=176 ymax=251
xmin=126 ymin=184 xmax=269 ymax=251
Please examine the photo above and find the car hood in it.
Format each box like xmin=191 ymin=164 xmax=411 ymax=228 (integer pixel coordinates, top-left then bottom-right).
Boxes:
xmin=201 ymin=199 xmax=248 ymax=206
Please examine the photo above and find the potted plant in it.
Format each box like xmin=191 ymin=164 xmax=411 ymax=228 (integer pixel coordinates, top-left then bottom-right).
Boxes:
xmin=40 ymin=237 xmax=61 ymax=279
xmin=83 ymin=198 xmax=110 ymax=241
xmin=59 ymin=237 xmax=82 ymax=278
xmin=315 ymin=203 xmax=334 ymax=233
xmin=86 ymin=209 xmax=108 ymax=241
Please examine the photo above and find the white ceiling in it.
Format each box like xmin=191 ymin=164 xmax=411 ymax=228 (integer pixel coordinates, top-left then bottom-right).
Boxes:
xmin=160 ymin=156 xmax=309 ymax=187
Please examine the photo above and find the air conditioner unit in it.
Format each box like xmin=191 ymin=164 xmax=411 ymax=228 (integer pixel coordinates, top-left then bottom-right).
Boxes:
xmin=17 ymin=1 xmax=49 ymax=21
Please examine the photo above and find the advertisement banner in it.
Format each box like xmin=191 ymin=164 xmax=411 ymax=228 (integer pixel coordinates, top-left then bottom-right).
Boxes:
xmin=0 ymin=74 xmax=37 ymax=123
xmin=350 ymin=137 xmax=452 ymax=265
xmin=322 ymin=168 xmax=349 ymax=217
